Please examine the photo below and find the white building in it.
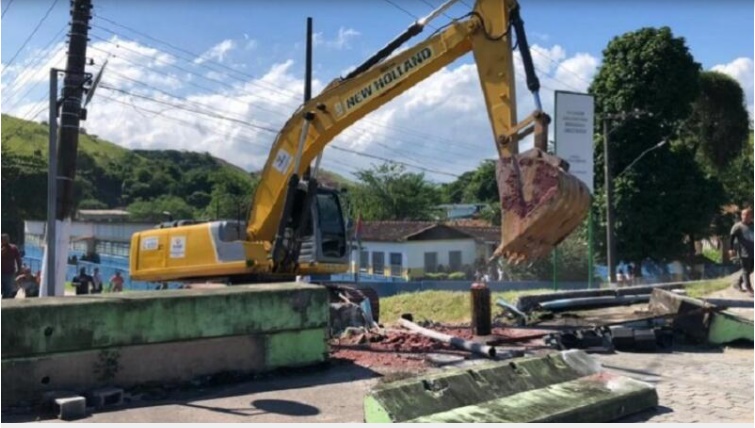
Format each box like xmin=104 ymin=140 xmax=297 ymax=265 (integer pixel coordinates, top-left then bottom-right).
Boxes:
xmin=351 ymin=220 xmax=499 ymax=280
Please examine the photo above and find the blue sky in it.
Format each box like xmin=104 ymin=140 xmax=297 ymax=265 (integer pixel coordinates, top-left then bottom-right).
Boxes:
xmin=2 ymin=0 xmax=753 ymax=181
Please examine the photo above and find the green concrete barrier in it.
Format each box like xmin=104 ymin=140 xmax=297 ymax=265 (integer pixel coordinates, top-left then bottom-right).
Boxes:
xmin=1 ymin=283 xmax=329 ymax=358
xmin=649 ymin=288 xmax=753 ymax=344
xmin=2 ymin=328 xmax=328 ymax=407
xmin=1 ymin=283 xmax=332 ymax=408
xmin=364 ymin=350 xmax=658 ymax=423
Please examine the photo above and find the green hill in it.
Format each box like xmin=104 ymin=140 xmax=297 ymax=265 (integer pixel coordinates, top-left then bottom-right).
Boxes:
xmin=1 ymin=114 xmax=355 ymax=241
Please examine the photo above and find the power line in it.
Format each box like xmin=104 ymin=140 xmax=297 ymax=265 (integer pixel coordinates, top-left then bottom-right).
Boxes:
xmin=3 ymin=24 xmax=67 ymax=111
xmin=2 ymin=0 xmax=61 ymax=75
xmin=2 ymin=0 xmax=15 ymax=18
xmin=90 ymin=21 xmax=477 ymax=150
xmin=99 ymin=86 xmax=460 ymax=179
xmin=86 ymin=16 xmax=489 ymax=175
xmin=88 ymin=38 xmax=492 ymax=164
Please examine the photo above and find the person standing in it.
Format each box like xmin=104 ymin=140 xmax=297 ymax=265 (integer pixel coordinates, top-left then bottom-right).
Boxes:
xmin=72 ymin=267 xmax=93 ymax=295
xmin=729 ymin=208 xmax=754 ymax=293
xmin=1 ymin=234 xmax=22 ymax=299
xmin=91 ymin=267 xmax=103 ymax=294
xmin=109 ymin=271 xmax=124 ymax=293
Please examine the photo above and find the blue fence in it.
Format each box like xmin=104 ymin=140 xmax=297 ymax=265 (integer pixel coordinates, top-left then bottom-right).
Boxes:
xmin=21 ymin=244 xmax=738 ymax=295
xmin=22 ymin=245 xmax=181 ymax=291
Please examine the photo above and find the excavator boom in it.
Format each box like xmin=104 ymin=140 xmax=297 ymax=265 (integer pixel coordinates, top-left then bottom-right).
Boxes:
xmin=129 ymin=0 xmax=589 ymax=283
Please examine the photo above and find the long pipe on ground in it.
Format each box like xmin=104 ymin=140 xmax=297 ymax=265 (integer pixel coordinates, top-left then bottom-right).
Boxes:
xmin=398 ymin=318 xmax=497 ymax=359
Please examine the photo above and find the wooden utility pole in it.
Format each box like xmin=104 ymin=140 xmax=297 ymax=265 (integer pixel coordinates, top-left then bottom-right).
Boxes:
xmin=56 ymin=0 xmax=93 ymax=222
xmin=44 ymin=0 xmax=93 ymax=296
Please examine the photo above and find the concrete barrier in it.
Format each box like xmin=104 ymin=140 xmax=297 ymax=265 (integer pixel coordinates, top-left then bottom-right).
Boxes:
xmin=1 ymin=282 xmax=330 ymax=408
xmin=648 ymin=288 xmax=753 ymax=345
xmin=364 ymin=350 xmax=657 ymax=423
xmin=2 ymin=283 xmax=328 ymax=358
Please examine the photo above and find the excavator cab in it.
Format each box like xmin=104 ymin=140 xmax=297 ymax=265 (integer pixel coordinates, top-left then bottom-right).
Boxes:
xmin=294 ymin=186 xmax=350 ymax=264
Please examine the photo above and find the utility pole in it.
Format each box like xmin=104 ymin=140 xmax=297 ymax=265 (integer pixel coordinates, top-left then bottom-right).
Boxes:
xmin=43 ymin=69 xmax=61 ymax=297
xmin=51 ymin=0 xmax=93 ymax=295
xmin=603 ymin=115 xmax=617 ymax=285
xmin=601 ymin=109 xmax=653 ymax=286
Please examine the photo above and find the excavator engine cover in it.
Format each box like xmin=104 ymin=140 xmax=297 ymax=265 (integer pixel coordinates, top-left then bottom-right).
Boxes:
xmin=496 ymin=147 xmax=590 ymax=264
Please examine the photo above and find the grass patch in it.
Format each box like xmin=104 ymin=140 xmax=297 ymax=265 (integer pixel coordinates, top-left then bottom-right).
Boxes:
xmin=684 ymin=277 xmax=732 ymax=299
xmin=380 ymin=289 xmax=552 ymax=324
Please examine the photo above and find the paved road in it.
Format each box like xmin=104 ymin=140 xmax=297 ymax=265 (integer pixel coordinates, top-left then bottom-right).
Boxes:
xmin=603 ymin=346 xmax=753 ymax=423
xmin=7 ymin=342 xmax=750 ymax=424
xmin=5 ymin=285 xmax=752 ymax=424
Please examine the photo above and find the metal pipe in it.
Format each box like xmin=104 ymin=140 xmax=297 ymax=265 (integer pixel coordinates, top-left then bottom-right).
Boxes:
xmin=399 ymin=318 xmax=497 ymax=358
xmin=471 ymin=282 xmax=492 ymax=336
xmin=45 ymin=68 xmax=58 ymax=297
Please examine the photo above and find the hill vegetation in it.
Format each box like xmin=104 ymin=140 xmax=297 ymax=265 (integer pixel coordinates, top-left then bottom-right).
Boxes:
xmin=1 ymin=115 xmax=253 ymax=238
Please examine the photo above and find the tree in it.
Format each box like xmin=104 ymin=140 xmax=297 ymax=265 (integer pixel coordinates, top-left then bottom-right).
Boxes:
xmin=201 ymin=169 xmax=257 ymax=220
xmin=683 ymin=71 xmax=750 ymax=171
xmin=349 ymin=162 xmax=441 ymax=221
xmin=127 ymin=196 xmax=196 ymax=222
xmin=589 ymin=26 xmax=718 ymax=266
xmin=461 ymin=160 xmax=498 ymax=203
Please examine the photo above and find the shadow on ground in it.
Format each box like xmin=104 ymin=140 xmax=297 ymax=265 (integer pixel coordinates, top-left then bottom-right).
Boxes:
xmin=1 ymin=359 xmax=380 ymax=423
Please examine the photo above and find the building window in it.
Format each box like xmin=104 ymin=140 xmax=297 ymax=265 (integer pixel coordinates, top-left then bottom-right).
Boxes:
xmin=449 ymin=251 xmax=462 ymax=271
xmin=390 ymin=252 xmax=402 ymax=277
xmin=372 ymin=252 xmax=385 ymax=275
xmin=359 ymin=250 xmax=369 ymax=272
xmin=424 ymin=252 xmax=438 ymax=273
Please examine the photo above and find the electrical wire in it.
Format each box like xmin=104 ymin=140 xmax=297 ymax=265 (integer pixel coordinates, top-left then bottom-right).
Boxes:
xmin=2 ymin=0 xmax=61 ymax=75
xmin=99 ymin=82 xmax=471 ymax=177
xmin=90 ymin=21 xmax=478 ymax=150
xmin=2 ymin=0 xmax=15 ymax=18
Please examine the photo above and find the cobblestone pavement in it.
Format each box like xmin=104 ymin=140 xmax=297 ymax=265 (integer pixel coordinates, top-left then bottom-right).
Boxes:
xmin=603 ymin=345 xmax=754 ymax=423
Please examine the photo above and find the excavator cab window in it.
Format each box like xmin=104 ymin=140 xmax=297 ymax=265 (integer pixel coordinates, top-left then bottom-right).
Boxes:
xmin=315 ymin=191 xmax=347 ymax=259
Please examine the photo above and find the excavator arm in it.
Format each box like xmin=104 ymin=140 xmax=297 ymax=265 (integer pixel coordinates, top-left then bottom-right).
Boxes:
xmin=248 ymin=0 xmax=588 ymax=267
xmin=129 ymin=0 xmax=589 ymax=283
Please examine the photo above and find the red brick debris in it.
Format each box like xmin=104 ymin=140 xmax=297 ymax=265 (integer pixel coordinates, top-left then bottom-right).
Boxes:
xmin=330 ymin=324 xmax=549 ymax=369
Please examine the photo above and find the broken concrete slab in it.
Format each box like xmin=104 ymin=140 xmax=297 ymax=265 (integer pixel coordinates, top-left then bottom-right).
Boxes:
xmin=363 ymin=350 xmax=657 ymax=423
xmin=648 ymin=289 xmax=753 ymax=345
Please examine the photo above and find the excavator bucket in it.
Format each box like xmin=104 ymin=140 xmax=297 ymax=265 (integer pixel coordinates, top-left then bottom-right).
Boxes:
xmin=494 ymin=147 xmax=591 ymax=264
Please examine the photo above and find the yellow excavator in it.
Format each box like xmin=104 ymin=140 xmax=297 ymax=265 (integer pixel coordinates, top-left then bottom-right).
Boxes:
xmin=129 ymin=0 xmax=589 ymax=298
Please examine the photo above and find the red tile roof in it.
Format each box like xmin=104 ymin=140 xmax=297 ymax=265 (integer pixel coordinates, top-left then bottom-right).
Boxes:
xmin=360 ymin=220 xmax=500 ymax=243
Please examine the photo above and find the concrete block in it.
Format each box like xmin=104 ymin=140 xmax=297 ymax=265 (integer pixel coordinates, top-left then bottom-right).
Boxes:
xmin=1 ymin=282 xmax=329 ymax=358
xmin=649 ymin=289 xmax=753 ymax=345
xmin=410 ymin=373 xmax=658 ymax=423
xmin=2 ymin=328 xmax=327 ymax=408
xmin=87 ymin=386 xmax=123 ymax=409
xmin=364 ymin=350 xmax=658 ymax=423
xmin=54 ymin=396 xmax=86 ymax=420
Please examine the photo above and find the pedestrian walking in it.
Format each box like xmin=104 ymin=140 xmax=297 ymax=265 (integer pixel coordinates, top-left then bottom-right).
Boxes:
xmin=729 ymin=207 xmax=754 ymax=294
xmin=1 ymin=233 xmax=22 ymax=299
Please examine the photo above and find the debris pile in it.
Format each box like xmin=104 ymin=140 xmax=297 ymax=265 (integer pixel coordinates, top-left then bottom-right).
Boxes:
xmin=330 ymin=322 xmax=549 ymax=369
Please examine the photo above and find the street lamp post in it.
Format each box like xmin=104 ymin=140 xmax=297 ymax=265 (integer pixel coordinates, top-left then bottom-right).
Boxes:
xmin=600 ymin=109 xmax=653 ymax=285
xmin=603 ymin=116 xmax=617 ymax=285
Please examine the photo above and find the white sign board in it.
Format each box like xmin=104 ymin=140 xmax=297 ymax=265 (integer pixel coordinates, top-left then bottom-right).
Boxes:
xmin=170 ymin=236 xmax=186 ymax=259
xmin=554 ymin=91 xmax=595 ymax=193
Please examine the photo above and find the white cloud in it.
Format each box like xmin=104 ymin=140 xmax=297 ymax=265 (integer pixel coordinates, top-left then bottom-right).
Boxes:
xmin=194 ymin=39 xmax=236 ymax=64
xmin=1 ymin=35 xmax=599 ymax=183
xmin=313 ymin=27 xmax=361 ymax=50
xmin=712 ymin=57 xmax=754 ymax=119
